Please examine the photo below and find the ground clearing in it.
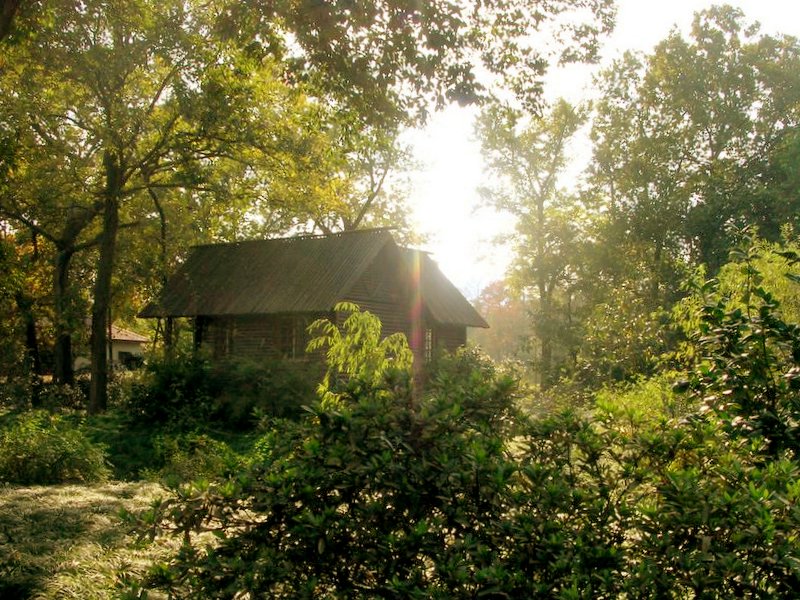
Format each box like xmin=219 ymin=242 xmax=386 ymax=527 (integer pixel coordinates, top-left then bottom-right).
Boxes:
xmin=0 ymin=481 xmax=171 ymax=599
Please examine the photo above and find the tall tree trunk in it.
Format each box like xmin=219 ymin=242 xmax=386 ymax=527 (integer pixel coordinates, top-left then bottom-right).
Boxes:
xmin=15 ymin=291 xmax=42 ymax=406
xmin=89 ymin=153 xmax=122 ymax=414
xmin=0 ymin=0 xmax=22 ymax=41
xmin=53 ymin=247 xmax=75 ymax=385
xmin=538 ymin=286 xmax=553 ymax=389
xmin=536 ymin=197 xmax=553 ymax=389
xmin=148 ymin=182 xmax=175 ymax=355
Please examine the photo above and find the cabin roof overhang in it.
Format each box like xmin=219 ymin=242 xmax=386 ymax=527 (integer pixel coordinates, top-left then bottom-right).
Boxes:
xmin=139 ymin=229 xmax=488 ymax=329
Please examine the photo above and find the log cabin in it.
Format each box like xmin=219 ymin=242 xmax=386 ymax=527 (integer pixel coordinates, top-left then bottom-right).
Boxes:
xmin=139 ymin=229 xmax=488 ymax=376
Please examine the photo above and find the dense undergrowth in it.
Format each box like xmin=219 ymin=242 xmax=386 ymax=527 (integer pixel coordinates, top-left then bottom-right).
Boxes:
xmin=1 ymin=251 xmax=800 ymax=598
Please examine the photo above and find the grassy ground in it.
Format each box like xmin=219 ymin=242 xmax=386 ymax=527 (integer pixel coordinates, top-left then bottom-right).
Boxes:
xmin=0 ymin=482 xmax=174 ymax=599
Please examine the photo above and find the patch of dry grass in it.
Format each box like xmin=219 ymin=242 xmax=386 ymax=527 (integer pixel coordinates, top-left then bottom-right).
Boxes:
xmin=0 ymin=481 xmax=175 ymax=599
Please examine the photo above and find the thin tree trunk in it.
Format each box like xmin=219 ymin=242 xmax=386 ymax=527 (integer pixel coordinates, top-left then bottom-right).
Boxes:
xmin=538 ymin=292 xmax=553 ymax=389
xmin=147 ymin=182 xmax=175 ymax=356
xmin=164 ymin=317 xmax=174 ymax=355
xmin=89 ymin=153 xmax=122 ymax=414
xmin=536 ymin=197 xmax=553 ymax=389
xmin=15 ymin=291 xmax=42 ymax=406
xmin=53 ymin=248 xmax=75 ymax=385
xmin=0 ymin=0 xmax=22 ymax=41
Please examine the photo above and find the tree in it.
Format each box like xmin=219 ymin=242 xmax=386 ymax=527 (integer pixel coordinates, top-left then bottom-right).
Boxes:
xmin=590 ymin=5 xmax=800 ymax=297
xmin=0 ymin=69 xmax=105 ymax=384
xmin=228 ymin=0 xmax=615 ymax=119
xmin=2 ymin=0 xmax=616 ymax=411
xmin=311 ymin=124 xmax=419 ymax=242
xmin=470 ymin=280 xmax=533 ymax=363
xmin=1 ymin=1 xmax=347 ymax=410
xmin=477 ymin=99 xmax=587 ymax=386
xmin=0 ymin=229 xmax=48 ymax=386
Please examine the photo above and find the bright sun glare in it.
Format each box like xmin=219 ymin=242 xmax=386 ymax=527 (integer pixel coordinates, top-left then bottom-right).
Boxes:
xmin=408 ymin=0 xmax=800 ymax=299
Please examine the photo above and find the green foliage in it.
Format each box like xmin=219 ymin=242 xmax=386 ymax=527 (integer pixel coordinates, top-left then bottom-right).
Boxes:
xmin=134 ymin=358 xmax=527 ymax=598
xmin=307 ymin=302 xmax=413 ymax=406
xmin=426 ymin=346 xmax=519 ymax=432
xmin=126 ymin=354 xmax=215 ymax=426
xmin=146 ymin=433 xmax=244 ymax=486
xmin=2 ymin=0 xmax=615 ymax=412
xmin=0 ymin=410 xmax=110 ymax=484
xmin=590 ymin=5 xmax=800 ymax=288
xmin=626 ymin=418 xmax=800 ymax=596
xmin=126 ymin=353 xmax=316 ymax=429
xmin=682 ymin=286 xmax=800 ymax=456
xmin=131 ymin=276 xmax=800 ymax=597
xmin=595 ymin=372 xmax=691 ymax=427
xmin=672 ymin=234 xmax=800 ymax=456
xmin=577 ymin=286 xmax=675 ymax=385
xmin=0 ymin=375 xmax=35 ymax=410
xmin=477 ymin=100 xmax=588 ymax=386
xmin=210 ymin=358 xmax=319 ymax=428
xmin=37 ymin=381 xmax=89 ymax=411
xmin=83 ymin=410 xmax=164 ymax=481
xmin=0 ymin=238 xmax=30 ymax=379
xmin=714 ymin=233 xmax=800 ymax=322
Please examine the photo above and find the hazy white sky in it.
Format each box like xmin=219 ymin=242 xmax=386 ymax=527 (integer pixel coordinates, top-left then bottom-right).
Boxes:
xmin=407 ymin=0 xmax=800 ymax=298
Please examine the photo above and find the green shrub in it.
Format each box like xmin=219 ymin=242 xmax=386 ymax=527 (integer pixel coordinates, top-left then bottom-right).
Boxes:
xmin=0 ymin=410 xmax=110 ymax=484
xmin=677 ymin=238 xmax=800 ymax=457
xmin=38 ymin=382 xmax=88 ymax=411
xmin=126 ymin=353 xmax=317 ymax=429
xmin=426 ymin=346 xmax=519 ymax=432
xmin=626 ymin=418 xmax=800 ymax=596
xmin=82 ymin=409 xmax=163 ymax=480
xmin=130 ymin=278 xmax=800 ymax=598
xmin=307 ymin=302 xmax=413 ymax=406
xmin=209 ymin=358 xmax=318 ymax=428
xmin=146 ymin=432 xmax=244 ymax=486
xmin=0 ymin=376 xmax=35 ymax=410
xmin=137 ymin=375 xmax=518 ymax=597
xmin=594 ymin=372 xmax=691 ymax=428
xmin=126 ymin=354 xmax=214 ymax=425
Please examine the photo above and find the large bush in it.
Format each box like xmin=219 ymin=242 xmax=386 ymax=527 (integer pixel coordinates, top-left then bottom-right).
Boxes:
xmin=145 ymin=432 xmax=245 ymax=486
xmin=0 ymin=410 xmax=110 ymax=484
xmin=132 ymin=298 xmax=800 ymax=597
xmin=677 ymin=237 xmax=800 ymax=457
xmin=126 ymin=353 xmax=318 ymax=429
xmin=137 ymin=358 xmax=527 ymax=597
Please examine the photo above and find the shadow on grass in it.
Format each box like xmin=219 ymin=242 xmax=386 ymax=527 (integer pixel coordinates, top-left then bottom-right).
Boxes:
xmin=0 ymin=482 xmax=166 ymax=599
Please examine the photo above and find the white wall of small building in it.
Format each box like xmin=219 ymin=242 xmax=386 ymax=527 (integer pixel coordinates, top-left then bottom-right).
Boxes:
xmin=74 ymin=340 xmax=146 ymax=370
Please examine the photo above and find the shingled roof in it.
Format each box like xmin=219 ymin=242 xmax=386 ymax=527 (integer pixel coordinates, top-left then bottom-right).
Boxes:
xmin=401 ymin=249 xmax=488 ymax=328
xmin=139 ymin=229 xmax=487 ymax=328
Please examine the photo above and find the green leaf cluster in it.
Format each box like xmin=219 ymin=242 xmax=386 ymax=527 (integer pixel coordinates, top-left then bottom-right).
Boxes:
xmin=0 ymin=410 xmax=110 ymax=484
xmin=678 ymin=236 xmax=800 ymax=457
xmin=307 ymin=302 xmax=413 ymax=407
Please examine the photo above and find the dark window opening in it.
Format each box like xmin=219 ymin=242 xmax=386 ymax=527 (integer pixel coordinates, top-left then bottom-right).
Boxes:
xmin=213 ymin=319 xmax=235 ymax=358
xmin=277 ymin=316 xmax=310 ymax=359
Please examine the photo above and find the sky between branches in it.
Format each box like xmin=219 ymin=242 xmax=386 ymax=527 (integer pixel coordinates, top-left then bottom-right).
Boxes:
xmin=407 ymin=0 xmax=800 ymax=298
